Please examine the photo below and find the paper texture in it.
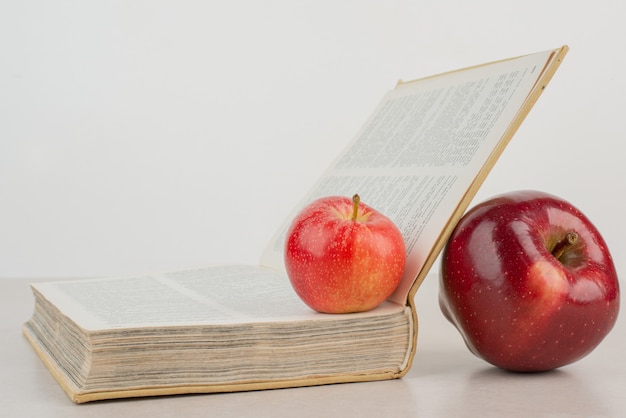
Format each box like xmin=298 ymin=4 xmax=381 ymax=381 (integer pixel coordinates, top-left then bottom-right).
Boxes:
xmin=261 ymin=49 xmax=561 ymax=304
xmin=31 ymin=264 xmax=406 ymax=330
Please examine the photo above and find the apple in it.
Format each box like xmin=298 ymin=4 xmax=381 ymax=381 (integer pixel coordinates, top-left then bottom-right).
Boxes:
xmin=284 ymin=194 xmax=406 ymax=314
xmin=439 ymin=190 xmax=620 ymax=372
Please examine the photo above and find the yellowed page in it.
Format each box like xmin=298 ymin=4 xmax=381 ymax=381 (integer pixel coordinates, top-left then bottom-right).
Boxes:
xmin=260 ymin=47 xmax=567 ymax=305
xmin=30 ymin=264 xmax=405 ymax=331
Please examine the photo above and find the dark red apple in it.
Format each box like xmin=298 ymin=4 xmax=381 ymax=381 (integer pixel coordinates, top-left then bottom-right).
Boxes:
xmin=284 ymin=194 xmax=406 ymax=314
xmin=439 ymin=190 xmax=620 ymax=372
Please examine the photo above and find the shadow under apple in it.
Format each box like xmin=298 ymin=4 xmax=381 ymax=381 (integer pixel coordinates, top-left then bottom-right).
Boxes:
xmin=443 ymin=366 xmax=608 ymax=417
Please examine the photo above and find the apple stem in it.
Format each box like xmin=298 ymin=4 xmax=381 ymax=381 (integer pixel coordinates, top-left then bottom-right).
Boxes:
xmin=351 ymin=194 xmax=361 ymax=221
xmin=551 ymin=231 xmax=579 ymax=261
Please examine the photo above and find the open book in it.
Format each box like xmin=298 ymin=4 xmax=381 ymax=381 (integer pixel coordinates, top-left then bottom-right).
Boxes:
xmin=23 ymin=46 xmax=568 ymax=403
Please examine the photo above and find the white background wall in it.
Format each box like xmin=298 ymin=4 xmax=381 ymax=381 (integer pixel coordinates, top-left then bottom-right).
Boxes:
xmin=2 ymin=1 xmax=625 ymax=279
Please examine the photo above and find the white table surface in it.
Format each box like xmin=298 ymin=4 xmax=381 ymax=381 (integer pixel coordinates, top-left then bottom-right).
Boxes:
xmin=3 ymin=272 xmax=624 ymax=417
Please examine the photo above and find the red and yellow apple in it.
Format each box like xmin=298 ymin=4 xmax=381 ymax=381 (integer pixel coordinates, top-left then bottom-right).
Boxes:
xmin=284 ymin=194 xmax=406 ymax=314
xmin=440 ymin=190 xmax=620 ymax=372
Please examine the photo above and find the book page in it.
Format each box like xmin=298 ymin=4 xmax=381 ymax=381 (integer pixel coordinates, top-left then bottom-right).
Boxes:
xmin=31 ymin=264 xmax=405 ymax=331
xmin=260 ymin=49 xmax=558 ymax=304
